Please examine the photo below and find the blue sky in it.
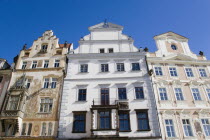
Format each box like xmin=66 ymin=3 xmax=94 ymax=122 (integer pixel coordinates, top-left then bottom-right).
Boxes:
xmin=0 ymin=0 xmax=210 ymax=64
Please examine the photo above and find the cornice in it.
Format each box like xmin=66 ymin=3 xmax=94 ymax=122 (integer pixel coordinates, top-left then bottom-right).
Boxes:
xmin=15 ymin=67 xmax=64 ymax=72
xmin=78 ymin=39 xmax=133 ymax=44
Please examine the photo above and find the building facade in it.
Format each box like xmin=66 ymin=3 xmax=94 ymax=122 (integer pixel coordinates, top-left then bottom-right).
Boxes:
xmin=147 ymin=32 xmax=210 ymax=140
xmin=58 ymin=22 xmax=161 ymax=139
xmin=0 ymin=59 xmax=11 ymax=112
xmin=0 ymin=30 xmax=72 ymax=138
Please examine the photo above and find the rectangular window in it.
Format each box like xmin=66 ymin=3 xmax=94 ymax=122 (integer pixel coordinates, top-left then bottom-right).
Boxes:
xmin=99 ymin=49 xmax=105 ymax=53
xmin=185 ymin=68 xmax=194 ymax=77
xmin=159 ymin=88 xmax=168 ymax=100
xmin=132 ymin=63 xmax=140 ymax=71
xmin=44 ymin=60 xmax=49 ymax=68
xmin=207 ymin=89 xmax=210 ymax=100
xmin=108 ymin=48 xmax=113 ymax=53
xmin=6 ymin=96 xmax=19 ymax=110
xmin=136 ymin=110 xmax=150 ymax=131
xmin=135 ymin=87 xmax=144 ymax=99
xmin=78 ymin=89 xmax=86 ymax=101
xmin=41 ymin=123 xmax=47 ymax=136
xmin=73 ymin=112 xmax=86 ymax=133
xmin=182 ymin=119 xmax=193 ymax=136
xmin=169 ymin=67 xmax=178 ymax=77
xmin=99 ymin=111 xmax=111 ymax=129
xmin=51 ymin=78 xmax=57 ymax=89
xmin=101 ymin=88 xmax=109 ymax=105
xmin=54 ymin=60 xmax=60 ymax=68
xmin=118 ymin=88 xmax=127 ymax=100
xmin=21 ymin=123 xmax=26 ymax=135
xmin=175 ymin=88 xmax=184 ymax=100
xmin=101 ymin=64 xmax=109 ymax=72
xmin=48 ymin=122 xmax=53 ymax=136
xmin=165 ymin=119 xmax=176 ymax=137
xmin=32 ymin=61 xmax=37 ymax=69
xmin=191 ymin=88 xmax=201 ymax=101
xmin=39 ymin=98 xmax=53 ymax=113
xmin=41 ymin=44 xmax=48 ymax=52
xmin=27 ymin=123 xmax=32 ymax=136
xmin=25 ymin=79 xmax=31 ymax=89
xmin=199 ymin=69 xmax=207 ymax=77
xmin=119 ymin=112 xmax=130 ymax=131
xmin=80 ymin=64 xmax=88 ymax=73
xmin=201 ymin=119 xmax=210 ymax=136
xmin=155 ymin=67 xmax=163 ymax=76
xmin=43 ymin=78 xmax=49 ymax=88
xmin=22 ymin=62 xmax=27 ymax=69
xmin=117 ymin=63 xmax=125 ymax=72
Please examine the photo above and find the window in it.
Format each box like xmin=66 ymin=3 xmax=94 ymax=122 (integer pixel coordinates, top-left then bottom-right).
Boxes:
xmin=73 ymin=112 xmax=86 ymax=133
xmin=101 ymin=64 xmax=109 ymax=72
xmin=118 ymin=88 xmax=127 ymax=100
xmin=117 ymin=63 xmax=125 ymax=72
xmin=171 ymin=45 xmax=177 ymax=50
xmin=80 ymin=64 xmax=88 ymax=73
xmin=155 ymin=67 xmax=163 ymax=76
xmin=207 ymin=89 xmax=210 ymax=100
xmin=48 ymin=122 xmax=53 ymax=136
xmin=159 ymin=88 xmax=168 ymax=100
xmin=99 ymin=111 xmax=111 ymax=129
xmin=41 ymin=123 xmax=47 ymax=136
xmin=51 ymin=78 xmax=57 ymax=89
xmin=199 ymin=69 xmax=207 ymax=77
xmin=108 ymin=48 xmax=113 ymax=53
xmin=6 ymin=96 xmax=19 ymax=110
xmin=182 ymin=119 xmax=193 ymax=136
xmin=54 ymin=60 xmax=60 ymax=68
xmin=0 ymin=76 xmax=3 ymax=83
xmin=175 ymin=88 xmax=184 ymax=101
xmin=21 ymin=123 xmax=26 ymax=135
xmin=99 ymin=49 xmax=105 ymax=53
xmin=135 ymin=87 xmax=144 ymax=99
xmin=169 ymin=67 xmax=178 ymax=77
xmin=22 ymin=62 xmax=27 ymax=69
xmin=44 ymin=60 xmax=49 ymax=68
xmin=165 ymin=119 xmax=175 ymax=137
xmin=32 ymin=61 xmax=37 ymax=69
xmin=185 ymin=68 xmax=194 ymax=77
xmin=39 ymin=98 xmax=53 ymax=113
xmin=25 ymin=79 xmax=31 ymax=89
xmin=78 ymin=89 xmax=86 ymax=101
xmin=136 ymin=110 xmax=150 ymax=131
xmin=119 ymin=112 xmax=130 ymax=131
xmin=43 ymin=78 xmax=49 ymax=88
xmin=41 ymin=44 xmax=48 ymax=52
xmin=201 ymin=119 xmax=210 ymax=136
xmin=191 ymin=88 xmax=201 ymax=101
xmin=132 ymin=63 xmax=140 ymax=71
xmin=27 ymin=123 xmax=32 ymax=136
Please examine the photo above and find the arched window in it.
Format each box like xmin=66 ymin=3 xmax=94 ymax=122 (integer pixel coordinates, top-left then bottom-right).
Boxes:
xmin=171 ymin=45 xmax=177 ymax=50
xmin=41 ymin=123 xmax=46 ymax=136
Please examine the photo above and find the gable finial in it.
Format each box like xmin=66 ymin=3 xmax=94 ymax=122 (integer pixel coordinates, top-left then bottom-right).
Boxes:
xmin=103 ymin=19 xmax=109 ymax=28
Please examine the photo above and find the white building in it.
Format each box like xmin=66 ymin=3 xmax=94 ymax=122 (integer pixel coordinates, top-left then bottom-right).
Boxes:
xmin=58 ymin=22 xmax=161 ymax=139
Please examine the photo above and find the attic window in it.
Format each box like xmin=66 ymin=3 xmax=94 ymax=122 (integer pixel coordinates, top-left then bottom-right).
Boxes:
xmin=25 ymin=52 xmax=30 ymax=57
xmin=56 ymin=50 xmax=62 ymax=55
xmin=41 ymin=44 xmax=48 ymax=53
xmin=171 ymin=45 xmax=177 ymax=50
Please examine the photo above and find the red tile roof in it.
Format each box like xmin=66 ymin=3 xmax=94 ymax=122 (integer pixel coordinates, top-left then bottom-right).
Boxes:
xmin=59 ymin=43 xmax=72 ymax=48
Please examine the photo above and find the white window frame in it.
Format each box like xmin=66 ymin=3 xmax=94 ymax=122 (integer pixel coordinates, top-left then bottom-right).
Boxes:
xmin=154 ymin=66 xmax=163 ymax=76
xmin=54 ymin=59 xmax=60 ymax=68
xmin=6 ymin=95 xmax=20 ymax=110
xmin=22 ymin=61 xmax=27 ymax=69
xmin=25 ymin=79 xmax=32 ymax=89
xmin=169 ymin=67 xmax=178 ymax=77
xmin=116 ymin=63 xmax=125 ymax=72
xmin=206 ymin=89 xmax=210 ymax=100
xmin=199 ymin=68 xmax=207 ymax=77
xmin=40 ymin=122 xmax=54 ymax=136
xmin=182 ymin=119 xmax=194 ymax=137
xmin=185 ymin=68 xmax=194 ymax=77
xmin=201 ymin=119 xmax=210 ymax=136
xmin=31 ymin=61 xmax=37 ymax=69
xmin=80 ymin=64 xmax=88 ymax=73
xmin=21 ymin=122 xmax=33 ymax=136
xmin=43 ymin=78 xmax=57 ymax=89
xmin=174 ymin=88 xmax=184 ymax=101
xmin=159 ymin=88 xmax=168 ymax=101
xmin=164 ymin=119 xmax=176 ymax=137
xmin=51 ymin=78 xmax=57 ymax=89
xmin=191 ymin=88 xmax=202 ymax=101
xmin=43 ymin=60 xmax=49 ymax=68
xmin=101 ymin=64 xmax=109 ymax=72
xmin=39 ymin=98 xmax=53 ymax=113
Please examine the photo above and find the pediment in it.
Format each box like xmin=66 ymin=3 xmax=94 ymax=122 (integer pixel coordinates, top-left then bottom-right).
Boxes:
xmin=163 ymin=54 xmax=196 ymax=61
xmin=154 ymin=31 xmax=188 ymax=41
xmin=88 ymin=22 xmax=123 ymax=31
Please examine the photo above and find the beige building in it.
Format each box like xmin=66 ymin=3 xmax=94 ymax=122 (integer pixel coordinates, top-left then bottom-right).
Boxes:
xmin=147 ymin=32 xmax=210 ymax=140
xmin=0 ymin=30 xmax=72 ymax=139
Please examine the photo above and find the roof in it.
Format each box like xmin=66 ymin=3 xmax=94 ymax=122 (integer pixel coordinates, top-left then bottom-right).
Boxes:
xmin=59 ymin=43 xmax=72 ymax=48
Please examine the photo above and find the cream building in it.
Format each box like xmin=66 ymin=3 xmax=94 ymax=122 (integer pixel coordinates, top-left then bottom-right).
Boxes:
xmin=147 ymin=32 xmax=210 ymax=140
xmin=58 ymin=22 xmax=161 ymax=139
xmin=0 ymin=30 xmax=72 ymax=139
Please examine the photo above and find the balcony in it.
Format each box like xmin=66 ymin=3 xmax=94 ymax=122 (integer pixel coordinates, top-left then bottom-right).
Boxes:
xmin=1 ymin=110 xmax=24 ymax=119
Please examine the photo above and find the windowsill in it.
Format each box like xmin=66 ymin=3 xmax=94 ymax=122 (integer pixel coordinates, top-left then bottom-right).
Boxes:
xmin=130 ymin=70 xmax=141 ymax=72
xmin=72 ymin=131 xmax=86 ymax=133
xmin=166 ymin=137 xmax=179 ymax=139
xmin=78 ymin=72 xmax=89 ymax=74
xmin=99 ymin=71 xmax=110 ymax=73
xmin=115 ymin=71 xmax=126 ymax=73
xmin=136 ymin=129 xmax=151 ymax=132
xmin=92 ymin=129 xmax=116 ymax=131
xmin=134 ymin=98 xmax=145 ymax=101
xmin=76 ymin=100 xmax=87 ymax=102
xmin=37 ymin=112 xmax=52 ymax=114
xmin=117 ymin=99 xmax=129 ymax=101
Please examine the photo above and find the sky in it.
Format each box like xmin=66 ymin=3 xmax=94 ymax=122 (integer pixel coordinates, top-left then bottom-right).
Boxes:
xmin=0 ymin=0 xmax=210 ymax=64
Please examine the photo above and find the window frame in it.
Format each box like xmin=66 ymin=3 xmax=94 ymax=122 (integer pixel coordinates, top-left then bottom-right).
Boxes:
xmin=135 ymin=110 xmax=150 ymax=131
xmin=43 ymin=60 xmax=49 ymax=68
xmin=185 ymin=68 xmax=194 ymax=77
xmin=199 ymin=68 xmax=207 ymax=77
xmin=108 ymin=48 xmax=114 ymax=53
xmin=101 ymin=64 xmax=109 ymax=72
xmin=118 ymin=111 xmax=131 ymax=132
xmin=78 ymin=89 xmax=87 ymax=101
xmin=118 ymin=88 xmax=127 ymax=100
xmin=206 ymin=89 xmax=210 ymax=100
xmin=99 ymin=48 xmax=105 ymax=53
xmin=171 ymin=44 xmax=177 ymax=50
xmin=182 ymin=119 xmax=194 ymax=137
xmin=131 ymin=63 xmax=140 ymax=71
xmin=22 ymin=61 xmax=27 ymax=69
xmin=169 ymin=67 xmax=178 ymax=77
xmin=80 ymin=64 xmax=88 ymax=73
xmin=54 ymin=59 xmax=60 ymax=68
xmin=201 ymin=119 xmax=210 ymax=136
xmin=191 ymin=88 xmax=202 ymax=101
xmin=116 ymin=63 xmax=125 ymax=72
xmin=165 ymin=119 xmax=176 ymax=137
xmin=154 ymin=66 xmax=163 ymax=76
xmin=72 ymin=111 xmax=86 ymax=133
xmin=159 ymin=88 xmax=168 ymax=101
xmin=174 ymin=88 xmax=184 ymax=101
xmin=98 ymin=110 xmax=111 ymax=130
xmin=31 ymin=61 xmax=37 ymax=69
xmin=39 ymin=98 xmax=53 ymax=113
xmin=135 ymin=87 xmax=144 ymax=99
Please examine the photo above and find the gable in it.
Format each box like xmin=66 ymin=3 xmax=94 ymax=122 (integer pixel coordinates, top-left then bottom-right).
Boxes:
xmin=163 ymin=54 xmax=196 ymax=61
xmin=88 ymin=22 xmax=123 ymax=31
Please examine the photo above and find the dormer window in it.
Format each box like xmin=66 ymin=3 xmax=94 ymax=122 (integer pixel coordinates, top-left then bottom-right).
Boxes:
xmin=41 ymin=44 xmax=48 ymax=53
xmin=171 ymin=45 xmax=177 ymax=50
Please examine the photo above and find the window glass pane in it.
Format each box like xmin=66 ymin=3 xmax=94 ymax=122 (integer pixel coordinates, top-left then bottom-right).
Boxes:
xmin=137 ymin=111 xmax=149 ymax=130
xmin=182 ymin=119 xmax=193 ymax=136
xmin=135 ymin=87 xmax=144 ymax=99
xmin=175 ymin=88 xmax=184 ymax=100
xmin=119 ymin=112 xmax=130 ymax=131
xmin=78 ymin=89 xmax=87 ymax=101
xmin=99 ymin=111 xmax=110 ymax=129
xmin=191 ymin=88 xmax=201 ymax=100
xmin=73 ymin=113 xmax=86 ymax=132
xmin=118 ymin=88 xmax=127 ymax=100
xmin=155 ymin=67 xmax=163 ymax=76
xmin=132 ymin=63 xmax=140 ymax=71
xmin=159 ymin=88 xmax=168 ymax=100
xmin=27 ymin=123 xmax=32 ymax=136
xmin=186 ymin=68 xmax=194 ymax=77
xmin=199 ymin=69 xmax=207 ymax=77
xmin=165 ymin=119 xmax=175 ymax=137
xmin=21 ymin=123 xmax=26 ymax=135
xmin=41 ymin=123 xmax=46 ymax=136
xmin=117 ymin=63 xmax=124 ymax=71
